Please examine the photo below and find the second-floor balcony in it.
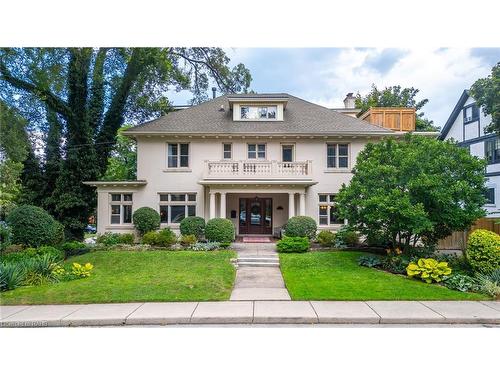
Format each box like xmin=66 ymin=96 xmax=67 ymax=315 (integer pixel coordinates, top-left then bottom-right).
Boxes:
xmin=203 ymin=160 xmax=313 ymax=180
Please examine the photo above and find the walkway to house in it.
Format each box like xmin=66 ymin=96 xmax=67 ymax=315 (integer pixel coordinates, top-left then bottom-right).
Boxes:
xmin=230 ymin=241 xmax=291 ymax=301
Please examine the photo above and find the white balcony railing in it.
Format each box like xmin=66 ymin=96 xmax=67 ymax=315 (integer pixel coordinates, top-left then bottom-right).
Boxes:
xmin=203 ymin=160 xmax=313 ymax=179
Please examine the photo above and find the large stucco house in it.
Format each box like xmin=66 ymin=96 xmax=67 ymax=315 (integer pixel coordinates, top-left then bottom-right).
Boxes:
xmin=439 ymin=90 xmax=499 ymax=218
xmin=86 ymin=93 xmax=425 ymax=236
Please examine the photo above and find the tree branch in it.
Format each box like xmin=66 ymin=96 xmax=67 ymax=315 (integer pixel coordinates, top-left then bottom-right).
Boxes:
xmin=0 ymin=59 xmax=72 ymax=119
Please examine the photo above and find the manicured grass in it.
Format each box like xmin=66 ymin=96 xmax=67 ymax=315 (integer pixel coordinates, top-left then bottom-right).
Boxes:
xmin=279 ymin=251 xmax=487 ymax=301
xmin=0 ymin=250 xmax=236 ymax=305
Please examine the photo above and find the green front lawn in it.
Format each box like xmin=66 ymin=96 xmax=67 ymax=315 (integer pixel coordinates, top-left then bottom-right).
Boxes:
xmin=1 ymin=250 xmax=236 ymax=305
xmin=280 ymin=251 xmax=487 ymax=301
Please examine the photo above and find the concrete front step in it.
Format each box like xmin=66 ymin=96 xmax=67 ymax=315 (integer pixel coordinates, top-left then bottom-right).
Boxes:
xmin=237 ymin=261 xmax=280 ymax=267
xmin=238 ymin=257 xmax=278 ymax=262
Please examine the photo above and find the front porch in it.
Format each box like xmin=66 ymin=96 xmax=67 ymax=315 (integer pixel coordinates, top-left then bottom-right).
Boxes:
xmin=200 ymin=184 xmax=314 ymax=236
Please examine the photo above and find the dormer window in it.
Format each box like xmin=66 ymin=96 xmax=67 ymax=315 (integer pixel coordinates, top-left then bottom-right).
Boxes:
xmin=240 ymin=106 xmax=277 ymax=120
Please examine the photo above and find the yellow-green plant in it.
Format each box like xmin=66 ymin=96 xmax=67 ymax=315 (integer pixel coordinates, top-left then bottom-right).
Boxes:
xmin=51 ymin=264 xmax=66 ymax=279
xmin=71 ymin=262 xmax=94 ymax=278
xmin=406 ymin=258 xmax=451 ymax=283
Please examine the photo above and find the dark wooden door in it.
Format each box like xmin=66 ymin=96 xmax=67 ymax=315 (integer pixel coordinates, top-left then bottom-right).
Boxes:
xmin=239 ymin=198 xmax=272 ymax=235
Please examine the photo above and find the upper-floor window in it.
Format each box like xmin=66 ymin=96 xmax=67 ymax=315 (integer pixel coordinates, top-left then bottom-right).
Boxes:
xmin=485 ymin=137 xmax=500 ymax=164
xmin=485 ymin=188 xmax=495 ymax=205
xmin=463 ymin=103 xmax=479 ymax=124
xmin=110 ymin=193 xmax=132 ymax=225
xmin=248 ymin=144 xmax=266 ymax=159
xmin=326 ymin=143 xmax=349 ymax=169
xmin=167 ymin=143 xmax=189 ymax=168
xmin=282 ymin=144 xmax=294 ymax=162
xmin=223 ymin=143 xmax=232 ymax=159
xmin=240 ymin=106 xmax=277 ymax=120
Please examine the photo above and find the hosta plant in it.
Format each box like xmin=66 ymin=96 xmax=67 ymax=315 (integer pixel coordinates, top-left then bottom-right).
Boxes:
xmin=71 ymin=262 xmax=94 ymax=278
xmin=358 ymin=255 xmax=382 ymax=268
xmin=443 ymin=273 xmax=480 ymax=293
xmin=406 ymin=258 xmax=452 ymax=283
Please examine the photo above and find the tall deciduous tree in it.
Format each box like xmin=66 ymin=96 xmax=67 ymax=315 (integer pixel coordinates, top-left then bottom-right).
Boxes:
xmin=355 ymin=85 xmax=439 ymax=132
xmin=337 ymin=134 xmax=486 ymax=250
xmin=470 ymin=62 xmax=500 ymax=134
xmin=101 ymin=125 xmax=137 ymax=181
xmin=0 ymin=48 xmax=252 ymax=238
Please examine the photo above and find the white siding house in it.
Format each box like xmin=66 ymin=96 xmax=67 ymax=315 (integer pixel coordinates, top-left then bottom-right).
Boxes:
xmin=439 ymin=90 xmax=499 ymax=218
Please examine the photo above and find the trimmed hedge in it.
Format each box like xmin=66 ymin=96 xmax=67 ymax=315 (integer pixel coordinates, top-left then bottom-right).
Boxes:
xmin=60 ymin=241 xmax=89 ymax=258
xmin=284 ymin=216 xmax=317 ymax=239
xmin=6 ymin=205 xmax=64 ymax=247
xmin=141 ymin=228 xmax=177 ymax=247
xmin=205 ymin=218 xmax=234 ymax=243
xmin=466 ymin=229 xmax=500 ymax=273
xmin=179 ymin=216 xmax=206 ymax=239
xmin=317 ymin=230 xmax=335 ymax=247
xmin=133 ymin=207 xmax=161 ymax=235
xmin=277 ymin=236 xmax=310 ymax=253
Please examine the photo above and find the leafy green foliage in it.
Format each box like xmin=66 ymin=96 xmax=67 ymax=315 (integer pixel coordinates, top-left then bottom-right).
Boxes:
xmin=71 ymin=262 xmax=94 ymax=278
xmin=316 ymin=230 xmax=335 ymax=247
xmin=443 ymin=274 xmax=480 ymax=293
xmin=0 ymin=262 xmax=26 ymax=291
xmin=23 ymin=253 xmax=61 ymax=285
xmin=205 ymin=218 xmax=234 ymax=243
xmin=6 ymin=205 xmax=64 ymax=247
xmin=470 ymin=62 xmax=500 ymax=134
xmin=96 ymin=232 xmax=135 ymax=246
xmin=337 ymin=134 xmax=486 ymax=251
xmin=406 ymin=258 xmax=452 ymax=283
xmin=466 ymin=229 xmax=500 ymax=274
xmin=60 ymin=241 xmax=89 ymax=258
xmin=179 ymin=216 xmax=206 ymax=239
xmin=355 ymin=84 xmax=439 ymax=131
xmin=284 ymin=216 xmax=317 ymax=239
xmin=475 ymin=269 xmax=500 ymax=299
xmin=381 ymin=255 xmax=410 ymax=274
xmin=335 ymin=227 xmax=360 ymax=247
xmin=277 ymin=236 xmax=310 ymax=253
xmin=190 ymin=242 xmax=221 ymax=251
xmin=141 ymin=228 xmax=176 ymax=247
xmin=101 ymin=125 xmax=137 ymax=181
xmin=24 ymin=245 xmax=64 ymax=261
xmin=358 ymin=254 xmax=382 ymax=268
xmin=0 ymin=221 xmax=12 ymax=251
xmin=179 ymin=234 xmax=197 ymax=247
xmin=133 ymin=207 xmax=161 ymax=235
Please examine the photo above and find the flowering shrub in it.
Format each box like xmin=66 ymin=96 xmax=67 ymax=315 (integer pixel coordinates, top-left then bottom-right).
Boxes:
xmin=190 ymin=242 xmax=220 ymax=251
xmin=406 ymin=258 xmax=452 ymax=283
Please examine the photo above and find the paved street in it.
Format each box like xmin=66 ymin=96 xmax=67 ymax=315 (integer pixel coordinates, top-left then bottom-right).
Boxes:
xmin=1 ymin=300 xmax=499 ymax=327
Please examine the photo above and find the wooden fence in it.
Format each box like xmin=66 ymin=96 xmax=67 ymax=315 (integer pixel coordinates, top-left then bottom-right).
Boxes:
xmin=437 ymin=218 xmax=500 ymax=250
xmin=359 ymin=107 xmax=416 ymax=131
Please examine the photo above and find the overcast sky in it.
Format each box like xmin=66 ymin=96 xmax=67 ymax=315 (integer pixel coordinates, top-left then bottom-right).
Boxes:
xmin=170 ymin=48 xmax=500 ymax=129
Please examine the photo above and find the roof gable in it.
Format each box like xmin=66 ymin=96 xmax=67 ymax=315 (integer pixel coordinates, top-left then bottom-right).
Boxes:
xmin=438 ymin=90 xmax=470 ymax=140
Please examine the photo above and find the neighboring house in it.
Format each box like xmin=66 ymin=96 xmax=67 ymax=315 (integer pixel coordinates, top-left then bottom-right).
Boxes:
xmin=86 ymin=93 xmax=421 ymax=235
xmin=439 ymin=90 xmax=499 ymax=218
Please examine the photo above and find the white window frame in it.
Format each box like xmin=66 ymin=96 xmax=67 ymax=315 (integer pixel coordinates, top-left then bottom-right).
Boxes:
xmin=326 ymin=143 xmax=350 ymax=170
xmin=318 ymin=194 xmax=345 ymax=226
xmin=167 ymin=143 xmax=190 ymax=169
xmin=158 ymin=193 xmax=197 ymax=225
xmin=240 ymin=105 xmax=278 ymax=120
xmin=222 ymin=143 xmax=233 ymax=160
xmin=109 ymin=193 xmax=133 ymax=225
xmin=247 ymin=143 xmax=267 ymax=160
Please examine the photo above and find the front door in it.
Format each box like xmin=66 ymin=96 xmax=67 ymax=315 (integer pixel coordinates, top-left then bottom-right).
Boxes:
xmin=239 ymin=197 xmax=272 ymax=235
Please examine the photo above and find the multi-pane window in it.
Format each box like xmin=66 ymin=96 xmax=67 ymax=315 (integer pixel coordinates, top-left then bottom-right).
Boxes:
xmin=159 ymin=193 xmax=196 ymax=224
xmin=248 ymin=144 xmax=266 ymax=159
xmin=485 ymin=188 xmax=495 ymax=205
xmin=318 ymin=194 xmax=344 ymax=226
xmin=485 ymin=137 xmax=500 ymax=164
xmin=327 ymin=144 xmax=349 ymax=168
xmin=282 ymin=144 xmax=294 ymax=162
xmin=240 ymin=106 xmax=277 ymax=120
xmin=110 ymin=193 xmax=132 ymax=225
xmin=463 ymin=104 xmax=479 ymax=124
xmin=223 ymin=143 xmax=232 ymax=159
xmin=167 ymin=143 xmax=189 ymax=168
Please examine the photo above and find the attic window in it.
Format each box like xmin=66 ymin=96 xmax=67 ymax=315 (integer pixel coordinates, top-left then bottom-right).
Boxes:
xmin=240 ymin=106 xmax=277 ymax=120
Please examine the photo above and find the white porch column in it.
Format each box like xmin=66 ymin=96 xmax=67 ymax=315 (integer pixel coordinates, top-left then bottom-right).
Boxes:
xmin=220 ymin=192 xmax=227 ymax=218
xmin=209 ymin=192 xmax=216 ymax=219
xmin=288 ymin=192 xmax=295 ymax=218
xmin=299 ymin=192 xmax=306 ymax=216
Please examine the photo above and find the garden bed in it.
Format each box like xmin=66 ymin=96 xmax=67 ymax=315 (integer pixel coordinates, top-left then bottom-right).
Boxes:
xmin=279 ymin=251 xmax=487 ymax=301
xmin=1 ymin=250 xmax=236 ymax=305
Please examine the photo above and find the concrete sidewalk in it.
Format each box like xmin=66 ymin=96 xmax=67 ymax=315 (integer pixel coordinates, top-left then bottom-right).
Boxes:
xmin=1 ymin=301 xmax=499 ymax=327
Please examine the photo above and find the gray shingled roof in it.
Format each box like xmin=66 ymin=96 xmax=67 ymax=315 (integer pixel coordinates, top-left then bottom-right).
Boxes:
xmin=125 ymin=93 xmax=394 ymax=135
